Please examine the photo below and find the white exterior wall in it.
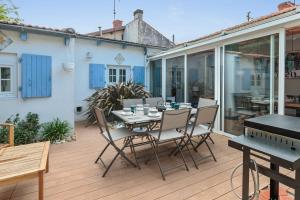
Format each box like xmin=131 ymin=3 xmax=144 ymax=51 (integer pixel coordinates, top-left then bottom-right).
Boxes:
xmin=74 ymin=38 xmax=145 ymax=121
xmin=0 ymin=30 xmax=75 ymax=128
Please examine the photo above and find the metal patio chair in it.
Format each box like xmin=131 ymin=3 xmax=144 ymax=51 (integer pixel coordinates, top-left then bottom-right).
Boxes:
xmin=194 ymin=98 xmax=217 ymax=144
xmin=197 ymin=97 xmax=217 ymax=108
xmin=93 ymin=107 xmax=139 ymax=177
xmin=146 ymin=109 xmax=194 ymax=180
xmin=146 ymin=97 xmax=164 ymax=107
xmin=179 ymin=105 xmax=219 ymax=167
xmin=122 ymin=98 xmax=143 ymax=108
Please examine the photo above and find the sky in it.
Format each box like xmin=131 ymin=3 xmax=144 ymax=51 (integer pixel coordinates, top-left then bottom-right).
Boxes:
xmin=12 ymin=0 xmax=290 ymax=43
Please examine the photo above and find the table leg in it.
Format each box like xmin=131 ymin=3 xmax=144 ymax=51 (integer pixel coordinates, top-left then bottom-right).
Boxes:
xmin=39 ymin=171 xmax=44 ymax=200
xmin=296 ymin=109 xmax=300 ymax=117
xmin=295 ymin=169 xmax=300 ymax=200
xmin=270 ymin=162 xmax=279 ymax=200
xmin=242 ymin=148 xmax=250 ymax=200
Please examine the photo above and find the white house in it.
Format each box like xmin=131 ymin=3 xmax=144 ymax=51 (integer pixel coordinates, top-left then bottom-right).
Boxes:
xmin=2 ymin=2 xmax=300 ymax=137
xmin=0 ymin=18 xmax=168 ymax=130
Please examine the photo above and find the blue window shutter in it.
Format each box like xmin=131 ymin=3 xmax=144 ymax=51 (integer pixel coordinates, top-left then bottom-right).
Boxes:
xmin=89 ymin=64 xmax=105 ymax=89
xmin=133 ymin=66 xmax=145 ymax=85
xmin=21 ymin=54 xmax=52 ymax=98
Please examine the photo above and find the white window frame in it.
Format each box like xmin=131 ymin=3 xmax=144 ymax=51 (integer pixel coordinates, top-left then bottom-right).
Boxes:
xmin=107 ymin=65 xmax=130 ymax=85
xmin=0 ymin=64 xmax=14 ymax=97
xmin=108 ymin=68 xmax=117 ymax=84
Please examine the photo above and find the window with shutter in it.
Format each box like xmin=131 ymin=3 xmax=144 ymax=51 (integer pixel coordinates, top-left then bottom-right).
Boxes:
xmin=89 ymin=64 xmax=105 ymax=89
xmin=21 ymin=54 xmax=52 ymax=98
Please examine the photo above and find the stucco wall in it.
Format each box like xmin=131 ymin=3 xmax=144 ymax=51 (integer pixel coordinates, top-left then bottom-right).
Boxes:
xmin=0 ymin=30 xmax=75 ymax=129
xmin=124 ymin=19 xmax=173 ymax=48
xmin=101 ymin=30 xmax=124 ymax=40
xmin=74 ymin=38 xmax=145 ymax=121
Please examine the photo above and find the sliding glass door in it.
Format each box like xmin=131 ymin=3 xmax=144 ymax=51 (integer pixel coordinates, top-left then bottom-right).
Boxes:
xmin=187 ymin=50 xmax=215 ymax=106
xmin=166 ymin=56 xmax=184 ymax=102
xmin=223 ymin=35 xmax=278 ymax=135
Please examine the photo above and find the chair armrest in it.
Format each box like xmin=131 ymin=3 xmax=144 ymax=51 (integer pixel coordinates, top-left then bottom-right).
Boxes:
xmin=0 ymin=123 xmax=14 ymax=147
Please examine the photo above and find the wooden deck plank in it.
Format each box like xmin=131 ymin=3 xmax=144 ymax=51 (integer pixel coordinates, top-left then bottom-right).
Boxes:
xmin=0 ymin=122 xmax=290 ymax=200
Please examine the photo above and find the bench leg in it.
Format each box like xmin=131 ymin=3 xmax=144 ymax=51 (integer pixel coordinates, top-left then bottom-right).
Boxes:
xmin=46 ymin=155 xmax=49 ymax=173
xmin=39 ymin=171 xmax=44 ymax=200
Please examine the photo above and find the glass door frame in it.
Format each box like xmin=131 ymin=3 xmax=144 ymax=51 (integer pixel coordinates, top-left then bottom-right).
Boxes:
xmin=217 ymin=29 xmax=286 ymax=135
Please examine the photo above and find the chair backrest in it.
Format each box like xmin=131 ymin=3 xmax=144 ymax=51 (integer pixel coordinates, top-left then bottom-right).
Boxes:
xmin=93 ymin=107 xmax=113 ymax=141
xmin=122 ymin=98 xmax=143 ymax=108
xmin=193 ymin=105 xmax=219 ymax=133
xmin=198 ymin=98 xmax=217 ymax=108
xmin=158 ymin=109 xmax=191 ymax=140
xmin=146 ymin=97 xmax=164 ymax=107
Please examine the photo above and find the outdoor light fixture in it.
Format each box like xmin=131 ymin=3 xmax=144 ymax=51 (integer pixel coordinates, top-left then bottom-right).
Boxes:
xmin=86 ymin=52 xmax=93 ymax=60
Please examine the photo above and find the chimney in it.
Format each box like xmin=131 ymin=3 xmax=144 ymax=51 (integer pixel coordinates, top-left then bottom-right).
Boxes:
xmin=278 ymin=1 xmax=295 ymax=11
xmin=98 ymin=26 xmax=102 ymax=36
xmin=133 ymin=9 xmax=143 ymax=20
xmin=113 ymin=20 xmax=123 ymax=28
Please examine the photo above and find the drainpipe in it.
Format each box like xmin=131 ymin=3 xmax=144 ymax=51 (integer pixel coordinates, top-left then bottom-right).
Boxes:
xmin=145 ymin=50 xmax=150 ymax=91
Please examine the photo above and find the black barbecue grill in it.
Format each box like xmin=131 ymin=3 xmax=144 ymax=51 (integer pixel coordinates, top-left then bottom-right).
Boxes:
xmin=228 ymin=114 xmax=300 ymax=200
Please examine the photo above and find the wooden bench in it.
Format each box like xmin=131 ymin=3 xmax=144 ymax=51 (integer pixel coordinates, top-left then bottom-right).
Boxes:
xmin=0 ymin=123 xmax=14 ymax=149
xmin=0 ymin=141 xmax=50 ymax=200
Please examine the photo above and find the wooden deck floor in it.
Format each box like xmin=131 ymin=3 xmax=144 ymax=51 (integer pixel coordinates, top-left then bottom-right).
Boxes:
xmin=0 ymin=123 xmax=293 ymax=200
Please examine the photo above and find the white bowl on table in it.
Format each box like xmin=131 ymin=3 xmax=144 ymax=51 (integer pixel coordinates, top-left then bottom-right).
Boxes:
xmin=148 ymin=108 xmax=160 ymax=117
xmin=121 ymin=108 xmax=132 ymax=116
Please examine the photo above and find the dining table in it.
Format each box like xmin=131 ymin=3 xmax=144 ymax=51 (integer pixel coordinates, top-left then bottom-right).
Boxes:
xmin=112 ymin=107 xmax=197 ymax=131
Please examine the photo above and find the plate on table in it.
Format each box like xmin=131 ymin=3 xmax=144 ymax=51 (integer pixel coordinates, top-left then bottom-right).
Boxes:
xmin=120 ymin=112 xmax=132 ymax=116
xmin=148 ymin=113 xmax=160 ymax=118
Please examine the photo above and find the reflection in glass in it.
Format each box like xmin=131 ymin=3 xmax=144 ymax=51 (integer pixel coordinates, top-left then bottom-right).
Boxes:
xmin=149 ymin=59 xmax=162 ymax=97
xmin=224 ymin=35 xmax=278 ymax=135
xmin=285 ymin=28 xmax=300 ymax=117
xmin=1 ymin=80 xmax=10 ymax=92
xmin=1 ymin=68 xmax=10 ymax=79
xmin=187 ymin=50 xmax=215 ymax=106
xmin=166 ymin=56 xmax=184 ymax=102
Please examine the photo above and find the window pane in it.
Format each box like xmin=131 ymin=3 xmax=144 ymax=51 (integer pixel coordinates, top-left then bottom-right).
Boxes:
xmin=1 ymin=80 xmax=11 ymax=92
xmin=166 ymin=56 xmax=185 ymax=102
xmin=187 ymin=51 xmax=215 ymax=106
xmin=1 ymin=67 xmax=10 ymax=79
xmin=224 ymin=35 xmax=271 ymax=136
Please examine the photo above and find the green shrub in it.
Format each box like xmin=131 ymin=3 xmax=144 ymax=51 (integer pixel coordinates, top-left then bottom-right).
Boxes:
xmin=85 ymin=80 xmax=150 ymax=124
xmin=0 ymin=113 xmax=40 ymax=145
xmin=41 ymin=118 xmax=71 ymax=143
xmin=0 ymin=126 xmax=8 ymax=144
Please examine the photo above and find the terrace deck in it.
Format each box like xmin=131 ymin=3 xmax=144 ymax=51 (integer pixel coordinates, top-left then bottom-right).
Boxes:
xmin=0 ymin=122 xmax=293 ymax=200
